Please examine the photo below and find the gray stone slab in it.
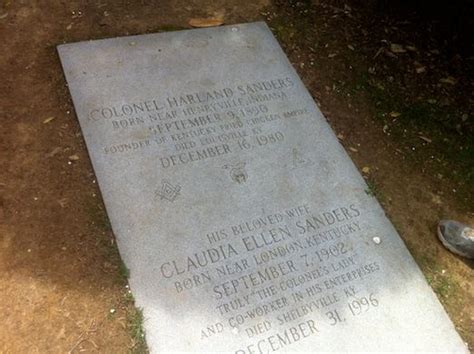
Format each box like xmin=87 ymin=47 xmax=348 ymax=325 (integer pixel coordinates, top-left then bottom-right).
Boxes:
xmin=58 ymin=22 xmax=467 ymax=353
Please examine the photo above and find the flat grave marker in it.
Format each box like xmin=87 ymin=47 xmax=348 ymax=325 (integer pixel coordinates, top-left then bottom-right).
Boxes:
xmin=58 ymin=22 xmax=467 ymax=353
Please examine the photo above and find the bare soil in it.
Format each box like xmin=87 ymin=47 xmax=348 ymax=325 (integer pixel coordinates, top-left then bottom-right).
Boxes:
xmin=0 ymin=1 xmax=472 ymax=352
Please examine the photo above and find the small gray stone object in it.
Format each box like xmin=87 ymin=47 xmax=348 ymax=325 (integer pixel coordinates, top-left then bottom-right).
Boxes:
xmin=57 ymin=22 xmax=467 ymax=353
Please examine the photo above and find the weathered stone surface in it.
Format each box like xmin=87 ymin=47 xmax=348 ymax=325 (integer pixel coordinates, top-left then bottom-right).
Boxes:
xmin=58 ymin=22 xmax=467 ymax=353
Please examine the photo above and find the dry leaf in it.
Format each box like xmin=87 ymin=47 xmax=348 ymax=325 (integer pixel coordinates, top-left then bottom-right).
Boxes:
xmin=384 ymin=50 xmax=398 ymax=59
xmin=68 ymin=154 xmax=80 ymax=161
xmin=189 ymin=17 xmax=224 ymax=28
xmin=349 ymin=147 xmax=358 ymax=152
xmin=46 ymin=147 xmax=62 ymax=158
xmin=389 ymin=111 xmax=401 ymax=118
xmin=415 ymin=66 xmax=426 ymax=74
xmin=439 ymin=76 xmax=457 ymax=85
xmin=43 ymin=116 xmax=55 ymax=124
xmin=373 ymin=47 xmax=384 ymax=59
xmin=347 ymin=44 xmax=355 ymax=51
xmin=337 ymin=133 xmax=344 ymax=140
xmin=362 ymin=166 xmax=371 ymax=174
xmin=328 ymin=53 xmax=337 ymax=58
xmin=58 ymin=198 xmax=68 ymax=208
xmin=390 ymin=43 xmax=406 ymax=53
xmin=431 ymin=194 xmax=442 ymax=205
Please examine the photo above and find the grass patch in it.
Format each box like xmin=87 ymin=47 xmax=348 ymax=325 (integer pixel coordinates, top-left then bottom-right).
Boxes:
xmin=122 ymin=287 xmax=147 ymax=352
xmin=85 ymin=199 xmax=111 ymax=232
xmin=364 ymin=180 xmax=380 ymax=198
xmin=420 ymin=255 xmax=459 ymax=300
xmin=426 ymin=272 xmax=459 ymax=299
xmin=267 ymin=0 xmax=317 ymax=48
xmin=106 ymin=277 xmax=147 ymax=351
xmin=128 ymin=307 xmax=147 ymax=353
xmin=270 ymin=22 xmax=297 ymax=46
xmin=433 ymin=276 xmax=458 ymax=299
xmin=119 ymin=259 xmax=130 ymax=281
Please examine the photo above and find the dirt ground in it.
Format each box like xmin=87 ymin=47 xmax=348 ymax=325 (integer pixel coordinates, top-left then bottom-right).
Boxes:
xmin=0 ymin=1 xmax=472 ymax=352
